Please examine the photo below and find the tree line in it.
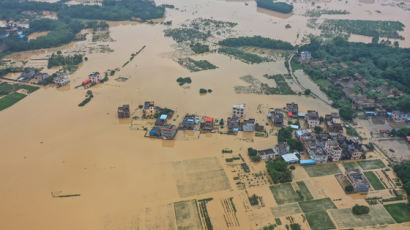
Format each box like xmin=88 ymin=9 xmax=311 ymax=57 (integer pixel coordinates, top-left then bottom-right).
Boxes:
xmin=219 ymin=35 xmax=294 ymax=50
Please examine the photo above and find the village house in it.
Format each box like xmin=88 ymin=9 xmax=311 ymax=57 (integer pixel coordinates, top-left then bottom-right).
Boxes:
xmin=325 ymin=113 xmax=343 ymax=134
xmin=255 ymin=124 xmax=265 ymax=132
xmin=160 ymin=124 xmax=178 ymax=140
xmin=300 ymin=51 xmax=311 ymax=62
xmin=155 ymin=114 xmax=168 ymax=127
xmin=242 ymin=119 xmax=255 ymax=132
xmin=227 ymin=117 xmax=240 ymax=132
xmin=257 ymin=148 xmax=275 ymax=160
xmin=117 ymin=104 xmax=130 ymax=118
xmin=33 ymin=72 xmax=49 ymax=84
xmin=232 ymin=104 xmax=246 ymax=118
xmin=143 ymin=101 xmax=155 ymax=117
xmin=53 ymin=72 xmax=70 ymax=87
xmin=325 ymin=139 xmax=342 ymax=161
xmin=181 ymin=114 xmax=196 ymax=130
xmin=306 ymin=110 xmax=320 ymax=128
xmin=346 ymin=169 xmax=370 ymax=193
xmin=342 ymin=137 xmax=363 ymax=160
xmin=271 ymin=109 xmax=284 ymax=126
xmin=18 ymin=68 xmax=35 ymax=82
xmin=88 ymin=72 xmax=101 ymax=83
xmin=300 ymin=133 xmax=328 ymax=163
xmin=392 ymin=111 xmax=409 ymax=123
xmin=275 ymin=142 xmax=289 ymax=155
xmin=286 ymin=102 xmax=298 ymax=118
xmin=200 ymin=117 xmax=214 ymax=132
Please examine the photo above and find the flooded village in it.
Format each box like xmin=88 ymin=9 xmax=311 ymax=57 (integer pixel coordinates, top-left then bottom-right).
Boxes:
xmin=1 ymin=0 xmax=410 ymax=230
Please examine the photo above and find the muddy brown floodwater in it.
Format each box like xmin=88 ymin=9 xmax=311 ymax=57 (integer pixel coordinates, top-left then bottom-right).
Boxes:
xmin=1 ymin=0 xmax=410 ymax=229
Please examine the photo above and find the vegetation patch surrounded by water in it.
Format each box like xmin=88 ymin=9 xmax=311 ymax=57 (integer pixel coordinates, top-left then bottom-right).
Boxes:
xmin=219 ymin=36 xmax=294 ymax=50
xmin=0 ymin=92 xmax=26 ymax=111
xmin=235 ymin=75 xmax=295 ymax=95
xmin=177 ymin=58 xmax=217 ymax=72
xmin=256 ymin=0 xmax=294 ymax=14
xmin=319 ymin=19 xmax=405 ymax=39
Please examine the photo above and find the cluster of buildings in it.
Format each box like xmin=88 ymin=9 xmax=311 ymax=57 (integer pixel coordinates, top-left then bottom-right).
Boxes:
xmin=255 ymin=102 xmax=365 ymax=164
xmin=0 ymin=21 xmax=28 ymax=41
xmin=18 ymin=68 xmax=49 ymax=83
xmin=226 ymin=104 xmax=264 ymax=133
xmin=297 ymin=128 xmax=363 ymax=163
xmin=142 ymin=101 xmax=177 ymax=140
xmin=17 ymin=69 xmax=70 ymax=87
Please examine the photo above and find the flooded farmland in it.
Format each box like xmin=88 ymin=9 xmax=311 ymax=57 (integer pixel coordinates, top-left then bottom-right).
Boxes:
xmin=1 ymin=0 xmax=410 ymax=229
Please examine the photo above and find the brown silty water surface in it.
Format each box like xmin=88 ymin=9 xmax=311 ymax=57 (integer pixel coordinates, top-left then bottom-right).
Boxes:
xmin=1 ymin=0 xmax=410 ymax=229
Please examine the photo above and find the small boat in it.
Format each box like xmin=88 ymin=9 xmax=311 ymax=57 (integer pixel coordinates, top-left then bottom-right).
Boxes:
xmin=389 ymin=148 xmax=395 ymax=152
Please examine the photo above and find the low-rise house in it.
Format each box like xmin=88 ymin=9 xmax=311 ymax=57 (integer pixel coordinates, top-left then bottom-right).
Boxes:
xmin=33 ymin=72 xmax=49 ymax=84
xmin=255 ymin=124 xmax=265 ymax=132
xmin=89 ymin=72 xmax=101 ymax=83
xmin=286 ymin=103 xmax=298 ymax=118
xmin=53 ymin=72 xmax=70 ymax=87
xmin=117 ymin=104 xmax=130 ymax=118
xmin=155 ymin=114 xmax=168 ymax=127
xmin=343 ymin=137 xmax=363 ymax=160
xmin=227 ymin=117 xmax=240 ymax=132
xmin=242 ymin=119 xmax=255 ymax=132
xmin=392 ymin=111 xmax=408 ymax=123
xmin=181 ymin=114 xmax=196 ymax=130
xmin=257 ymin=148 xmax=275 ymax=160
xmin=346 ymin=169 xmax=370 ymax=193
xmin=232 ymin=104 xmax=246 ymax=118
xmin=149 ymin=126 xmax=162 ymax=138
xmin=325 ymin=113 xmax=343 ymax=134
xmin=271 ymin=109 xmax=284 ymax=126
xmin=200 ymin=117 xmax=214 ymax=132
xmin=160 ymin=124 xmax=177 ymax=140
xmin=325 ymin=139 xmax=342 ymax=161
xmin=306 ymin=110 xmax=320 ymax=128
xmin=143 ymin=101 xmax=155 ymax=116
xmin=18 ymin=68 xmax=35 ymax=82
xmin=275 ymin=142 xmax=289 ymax=155
xmin=300 ymin=51 xmax=311 ymax=62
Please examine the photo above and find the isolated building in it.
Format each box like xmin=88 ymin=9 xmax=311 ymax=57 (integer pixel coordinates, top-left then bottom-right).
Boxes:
xmin=18 ymin=68 xmax=35 ymax=82
xmin=160 ymin=124 xmax=177 ymax=140
xmin=300 ymin=51 xmax=312 ymax=62
xmin=53 ymin=72 xmax=70 ymax=87
xmin=346 ymin=169 xmax=370 ymax=193
xmin=155 ymin=114 xmax=168 ymax=127
xmin=89 ymin=72 xmax=101 ymax=83
xmin=200 ymin=117 xmax=214 ymax=132
xmin=117 ymin=104 xmax=130 ymax=118
xmin=232 ymin=104 xmax=246 ymax=118
xmin=33 ymin=72 xmax=49 ymax=84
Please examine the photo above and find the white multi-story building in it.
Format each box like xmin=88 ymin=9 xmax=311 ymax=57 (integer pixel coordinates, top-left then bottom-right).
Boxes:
xmin=233 ymin=104 xmax=246 ymax=118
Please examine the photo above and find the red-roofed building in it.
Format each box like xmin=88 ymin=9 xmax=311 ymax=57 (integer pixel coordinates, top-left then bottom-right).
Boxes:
xmin=407 ymin=136 xmax=410 ymax=142
xmin=82 ymin=79 xmax=91 ymax=85
xmin=205 ymin=117 xmax=213 ymax=122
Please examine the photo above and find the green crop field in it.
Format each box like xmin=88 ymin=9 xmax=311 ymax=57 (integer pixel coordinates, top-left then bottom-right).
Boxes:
xmin=296 ymin=181 xmax=314 ymax=201
xmin=270 ymin=183 xmax=301 ymax=205
xmin=304 ymin=164 xmax=341 ymax=177
xmin=384 ymin=203 xmax=410 ymax=223
xmin=299 ymin=198 xmax=336 ymax=213
xmin=330 ymin=206 xmax=395 ymax=228
xmin=305 ymin=211 xmax=336 ymax=230
xmin=0 ymin=92 xmax=26 ymax=111
xmin=342 ymin=162 xmax=360 ymax=171
xmin=364 ymin=171 xmax=385 ymax=190
xmin=358 ymin=160 xmax=385 ymax=170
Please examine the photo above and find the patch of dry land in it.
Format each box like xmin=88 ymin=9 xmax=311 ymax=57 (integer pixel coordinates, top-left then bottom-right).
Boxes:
xmin=1 ymin=0 xmax=410 ymax=229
